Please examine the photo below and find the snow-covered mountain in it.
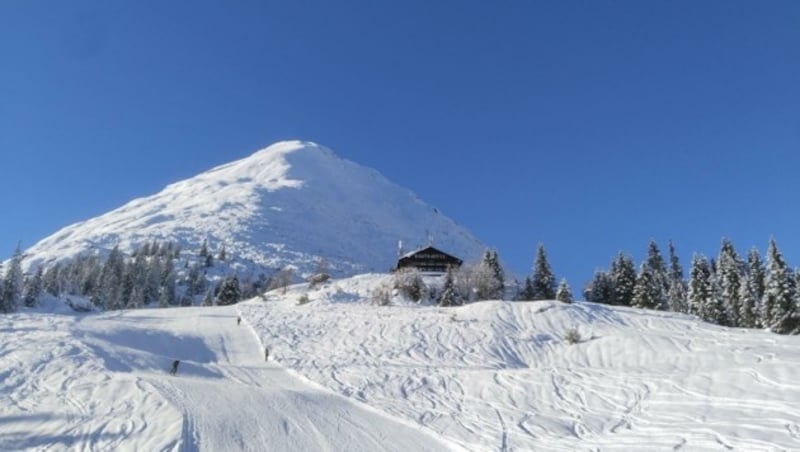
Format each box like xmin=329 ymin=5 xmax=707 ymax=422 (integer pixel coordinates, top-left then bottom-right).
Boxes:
xmin=23 ymin=140 xmax=485 ymax=276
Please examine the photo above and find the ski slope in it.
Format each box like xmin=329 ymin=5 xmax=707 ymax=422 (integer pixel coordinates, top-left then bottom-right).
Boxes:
xmin=0 ymin=304 xmax=461 ymax=451
xmin=241 ymin=274 xmax=800 ymax=451
xmin=3 ymin=273 xmax=800 ymax=451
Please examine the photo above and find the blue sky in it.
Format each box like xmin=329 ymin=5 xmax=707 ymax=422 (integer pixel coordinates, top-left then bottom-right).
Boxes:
xmin=2 ymin=1 xmax=799 ymax=287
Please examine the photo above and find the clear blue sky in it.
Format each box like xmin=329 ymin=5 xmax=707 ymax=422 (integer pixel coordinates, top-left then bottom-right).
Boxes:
xmin=2 ymin=1 xmax=799 ymax=288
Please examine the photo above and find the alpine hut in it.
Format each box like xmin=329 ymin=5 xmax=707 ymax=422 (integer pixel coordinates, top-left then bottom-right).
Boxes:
xmin=395 ymin=246 xmax=462 ymax=274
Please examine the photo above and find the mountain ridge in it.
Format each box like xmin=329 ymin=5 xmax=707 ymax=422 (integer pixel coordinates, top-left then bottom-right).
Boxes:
xmin=22 ymin=140 xmax=486 ymax=277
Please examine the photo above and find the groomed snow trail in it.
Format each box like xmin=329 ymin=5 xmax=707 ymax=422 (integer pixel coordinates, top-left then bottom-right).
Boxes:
xmin=142 ymin=306 xmax=460 ymax=452
xmin=0 ymin=306 xmax=462 ymax=451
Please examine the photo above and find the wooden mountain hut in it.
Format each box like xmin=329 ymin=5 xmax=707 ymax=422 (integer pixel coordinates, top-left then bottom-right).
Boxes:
xmin=395 ymin=246 xmax=462 ymax=274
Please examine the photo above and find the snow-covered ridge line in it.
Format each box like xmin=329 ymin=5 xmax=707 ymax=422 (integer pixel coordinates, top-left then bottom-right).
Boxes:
xmin=20 ymin=140 xmax=486 ymax=280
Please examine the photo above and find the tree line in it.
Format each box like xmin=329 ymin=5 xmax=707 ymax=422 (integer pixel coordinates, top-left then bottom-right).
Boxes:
xmin=2 ymin=236 xmax=798 ymax=336
xmin=0 ymin=240 xmax=269 ymax=313
xmin=583 ymin=238 xmax=799 ymax=335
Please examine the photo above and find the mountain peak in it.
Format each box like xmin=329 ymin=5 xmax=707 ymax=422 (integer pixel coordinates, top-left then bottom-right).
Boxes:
xmin=23 ymin=141 xmax=486 ymax=277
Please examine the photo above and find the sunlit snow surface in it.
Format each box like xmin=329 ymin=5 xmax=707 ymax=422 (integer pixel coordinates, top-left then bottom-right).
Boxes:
xmin=3 ymin=276 xmax=800 ymax=451
xmin=21 ymin=140 xmax=485 ymax=276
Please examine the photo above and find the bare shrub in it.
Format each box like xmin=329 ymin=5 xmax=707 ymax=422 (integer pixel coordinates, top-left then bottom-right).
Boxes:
xmin=565 ymin=327 xmax=582 ymax=345
xmin=393 ymin=268 xmax=427 ymax=302
xmin=306 ymin=272 xmax=330 ymax=288
xmin=371 ymin=283 xmax=392 ymax=306
xmin=268 ymin=267 xmax=295 ymax=294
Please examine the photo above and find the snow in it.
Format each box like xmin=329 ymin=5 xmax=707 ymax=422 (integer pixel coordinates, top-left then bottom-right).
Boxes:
xmin=20 ymin=141 xmax=485 ymax=277
xmin=3 ymin=274 xmax=800 ymax=451
xmin=0 ymin=304 xmax=461 ymax=451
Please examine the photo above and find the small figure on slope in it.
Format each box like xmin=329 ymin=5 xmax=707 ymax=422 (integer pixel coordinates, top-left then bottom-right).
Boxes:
xmin=169 ymin=359 xmax=180 ymax=375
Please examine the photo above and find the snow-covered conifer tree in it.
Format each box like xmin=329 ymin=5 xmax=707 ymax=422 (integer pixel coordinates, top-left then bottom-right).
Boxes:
xmin=202 ymin=288 xmax=215 ymax=306
xmin=43 ymin=264 xmax=61 ymax=297
xmin=687 ymin=254 xmax=712 ymax=318
xmin=144 ymin=257 xmax=162 ymax=305
xmin=716 ymin=238 xmax=743 ymax=326
xmin=487 ymin=250 xmax=505 ymax=299
xmin=99 ymin=245 xmax=124 ymax=310
xmin=474 ymin=251 xmax=504 ymax=301
xmin=530 ymin=244 xmax=556 ymax=300
xmin=739 ymin=247 xmax=766 ymax=328
xmin=632 ymin=265 xmax=660 ymax=310
xmin=22 ymin=267 xmax=44 ymax=308
xmin=516 ymin=277 xmax=534 ymax=301
xmin=217 ymin=275 xmax=241 ymax=305
xmin=667 ymin=241 xmax=687 ymax=313
xmin=584 ymin=270 xmax=614 ymax=304
xmin=762 ymin=238 xmax=797 ymax=333
xmin=642 ymin=240 xmax=669 ymax=310
xmin=438 ymin=267 xmax=462 ymax=307
xmin=611 ymin=253 xmax=636 ymax=307
xmin=2 ymin=244 xmax=24 ymax=312
xmin=556 ymin=278 xmax=574 ymax=303
xmin=159 ymin=265 xmax=176 ymax=307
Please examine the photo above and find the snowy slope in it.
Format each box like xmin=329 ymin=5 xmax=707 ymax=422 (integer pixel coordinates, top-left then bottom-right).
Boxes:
xmin=21 ymin=141 xmax=485 ymax=276
xmin=0 ymin=305 xmax=464 ymax=451
xmin=241 ymin=275 xmax=800 ymax=452
xmin=4 ymin=276 xmax=800 ymax=451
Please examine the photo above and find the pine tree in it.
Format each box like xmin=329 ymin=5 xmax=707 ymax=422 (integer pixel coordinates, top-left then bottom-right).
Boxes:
xmin=584 ymin=270 xmax=614 ymax=304
xmin=487 ymin=250 xmax=505 ymax=299
xmin=530 ymin=244 xmax=556 ymax=300
xmin=144 ymin=257 xmax=162 ymax=305
xmin=516 ymin=277 xmax=535 ymax=301
xmin=667 ymin=241 xmax=688 ymax=313
xmin=158 ymin=265 xmax=176 ymax=307
xmin=98 ymin=246 xmax=125 ymax=310
xmin=632 ymin=265 xmax=660 ymax=310
xmin=202 ymin=288 xmax=215 ymax=306
xmin=200 ymin=239 xmax=213 ymax=267
xmin=762 ymin=238 xmax=797 ymax=334
xmin=556 ymin=278 xmax=574 ymax=303
xmin=642 ymin=240 xmax=669 ymax=310
xmin=438 ymin=267 xmax=462 ymax=307
xmin=217 ymin=275 xmax=241 ymax=305
xmin=184 ymin=264 xmax=206 ymax=300
xmin=160 ymin=255 xmax=176 ymax=306
xmin=2 ymin=243 xmax=24 ymax=312
xmin=739 ymin=247 xmax=766 ymax=328
xmin=79 ymin=255 xmax=102 ymax=300
xmin=474 ymin=250 xmax=504 ymax=300
xmin=218 ymin=244 xmax=227 ymax=262
xmin=716 ymin=238 xmax=744 ymax=326
xmin=737 ymin=277 xmax=757 ymax=328
xmin=611 ymin=253 xmax=636 ymax=307
xmin=124 ymin=253 xmax=148 ymax=309
xmin=687 ymin=254 xmax=713 ymax=318
xmin=23 ymin=267 xmax=44 ymax=307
